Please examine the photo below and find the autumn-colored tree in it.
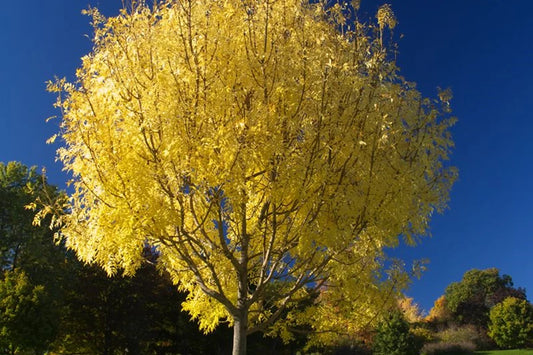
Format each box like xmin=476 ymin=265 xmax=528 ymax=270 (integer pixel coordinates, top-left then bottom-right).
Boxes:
xmin=47 ymin=1 xmax=455 ymax=353
xmin=399 ymin=296 xmax=424 ymax=323
xmin=426 ymin=295 xmax=453 ymax=327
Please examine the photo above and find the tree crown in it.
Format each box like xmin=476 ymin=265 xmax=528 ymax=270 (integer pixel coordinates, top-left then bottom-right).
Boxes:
xmin=47 ymin=0 xmax=456 ymax=344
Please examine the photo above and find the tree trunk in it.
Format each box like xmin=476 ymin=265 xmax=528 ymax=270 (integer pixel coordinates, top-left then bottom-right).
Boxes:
xmin=233 ymin=203 xmax=249 ymax=355
xmin=232 ymin=313 xmax=248 ymax=355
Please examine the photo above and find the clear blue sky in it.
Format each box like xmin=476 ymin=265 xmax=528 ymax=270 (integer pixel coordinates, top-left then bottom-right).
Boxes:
xmin=1 ymin=0 xmax=532 ymax=312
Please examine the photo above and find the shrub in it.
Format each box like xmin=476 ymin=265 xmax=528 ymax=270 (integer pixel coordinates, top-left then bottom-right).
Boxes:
xmin=488 ymin=297 xmax=533 ymax=349
xmin=435 ymin=324 xmax=497 ymax=350
xmin=437 ymin=325 xmax=480 ymax=345
xmin=372 ymin=312 xmax=418 ymax=355
xmin=411 ymin=326 xmax=436 ymax=350
xmin=420 ymin=341 xmax=475 ymax=355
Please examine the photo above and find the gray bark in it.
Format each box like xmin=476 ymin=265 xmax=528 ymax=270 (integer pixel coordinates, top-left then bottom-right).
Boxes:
xmin=232 ymin=313 xmax=248 ymax=355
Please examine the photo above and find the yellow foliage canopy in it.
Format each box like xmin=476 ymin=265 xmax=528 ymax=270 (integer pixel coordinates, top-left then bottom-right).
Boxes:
xmin=48 ymin=0 xmax=455 ymax=342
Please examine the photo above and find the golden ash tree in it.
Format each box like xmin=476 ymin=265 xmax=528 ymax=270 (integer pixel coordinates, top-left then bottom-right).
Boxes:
xmin=47 ymin=0 xmax=456 ymax=353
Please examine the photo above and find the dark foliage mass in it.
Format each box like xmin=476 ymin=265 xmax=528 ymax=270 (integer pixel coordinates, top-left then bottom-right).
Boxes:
xmin=53 ymin=249 xmax=224 ymax=354
xmin=0 ymin=162 xmax=65 ymax=353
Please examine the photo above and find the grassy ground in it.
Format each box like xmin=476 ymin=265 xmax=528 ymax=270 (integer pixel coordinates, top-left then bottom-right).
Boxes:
xmin=475 ymin=350 xmax=533 ymax=355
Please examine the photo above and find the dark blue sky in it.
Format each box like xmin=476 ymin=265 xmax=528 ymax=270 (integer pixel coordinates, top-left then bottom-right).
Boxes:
xmin=1 ymin=0 xmax=532 ymax=312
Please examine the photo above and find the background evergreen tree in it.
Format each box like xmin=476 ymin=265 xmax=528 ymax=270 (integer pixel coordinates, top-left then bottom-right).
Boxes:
xmin=0 ymin=162 xmax=64 ymax=354
xmin=372 ymin=311 xmax=418 ymax=355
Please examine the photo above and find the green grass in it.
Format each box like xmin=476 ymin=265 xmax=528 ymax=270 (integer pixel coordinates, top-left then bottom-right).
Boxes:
xmin=475 ymin=350 xmax=533 ymax=355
